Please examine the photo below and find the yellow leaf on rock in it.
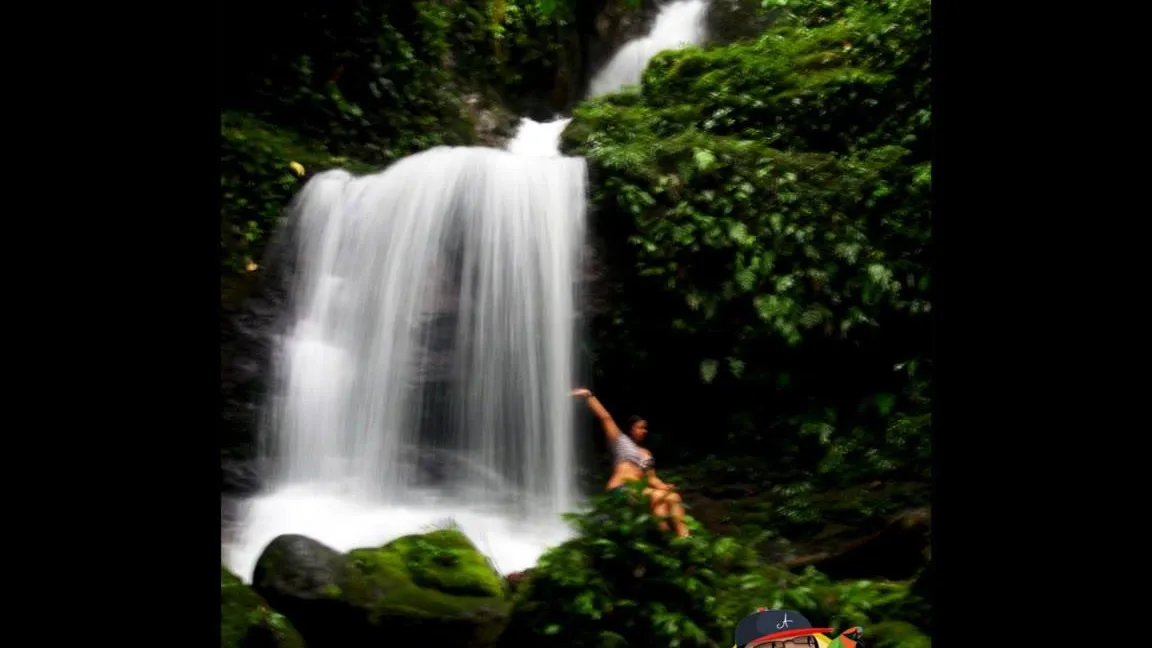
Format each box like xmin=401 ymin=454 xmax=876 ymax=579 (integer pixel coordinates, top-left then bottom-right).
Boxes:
xmin=288 ymin=161 xmax=306 ymax=177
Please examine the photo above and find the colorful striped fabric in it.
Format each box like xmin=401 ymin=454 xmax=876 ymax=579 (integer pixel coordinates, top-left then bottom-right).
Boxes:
xmin=824 ymin=627 xmax=864 ymax=648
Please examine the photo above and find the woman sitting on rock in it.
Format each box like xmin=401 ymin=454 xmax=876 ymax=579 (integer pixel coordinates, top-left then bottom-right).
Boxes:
xmin=570 ymin=387 xmax=690 ymax=537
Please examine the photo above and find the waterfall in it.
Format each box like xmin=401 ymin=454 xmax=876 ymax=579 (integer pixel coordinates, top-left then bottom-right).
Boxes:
xmin=587 ymin=0 xmax=708 ymax=98
xmin=223 ymin=0 xmax=710 ymax=583
xmin=265 ymin=143 xmax=585 ymax=511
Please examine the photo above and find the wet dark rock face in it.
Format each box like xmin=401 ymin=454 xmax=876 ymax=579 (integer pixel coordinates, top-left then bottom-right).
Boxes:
xmin=220 ymin=295 xmax=276 ymax=474
xmin=221 ymin=225 xmax=297 ymax=489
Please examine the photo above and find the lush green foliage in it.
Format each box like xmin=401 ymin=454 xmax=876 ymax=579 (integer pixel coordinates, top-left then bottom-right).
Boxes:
xmin=500 ymin=483 xmax=720 ymax=647
xmin=563 ymin=0 xmax=931 ymax=484
xmin=219 ymin=112 xmax=376 ymax=275
xmin=532 ymin=0 xmax=638 ymax=17
xmin=502 ymin=486 xmax=930 ymax=648
xmin=501 ymin=483 xmax=739 ymax=648
xmin=719 ymin=561 xmax=931 ymax=648
xmin=661 ymin=456 xmax=929 ymax=557
xmin=447 ymin=0 xmax=579 ymax=107
xmin=220 ymin=0 xmax=583 ymax=164
xmin=222 ymin=0 xmax=468 ymax=163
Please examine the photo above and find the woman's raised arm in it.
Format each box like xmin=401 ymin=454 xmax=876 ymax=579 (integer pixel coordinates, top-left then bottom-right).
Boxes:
xmin=570 ymin=388 xmax=621 ymax=442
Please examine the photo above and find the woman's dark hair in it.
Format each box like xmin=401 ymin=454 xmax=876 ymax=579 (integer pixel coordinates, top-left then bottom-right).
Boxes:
xmin=627 ymin=415 xmax=645 ymax=427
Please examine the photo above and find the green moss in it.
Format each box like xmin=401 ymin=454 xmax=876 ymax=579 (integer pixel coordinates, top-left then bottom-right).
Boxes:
xmin=421 ymin=528 xmax=483 ymax=551
xmin=343 ymin=529 xmax=508 ymax=626
xmin=221 ymin=565 xmax=305 ymax=648
xmin=320 ymin=583 xmax=342 ymax=598
xmin=391 ymin=529 xmax=504 ymax=598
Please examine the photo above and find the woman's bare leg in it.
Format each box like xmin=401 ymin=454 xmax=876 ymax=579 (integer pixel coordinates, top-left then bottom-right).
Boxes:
xmin=644 ymin=488 xmax=672 ymax=531
xmin=663 ymin=491 xmax=690 ymax=537
xmin=647 ymin=489 xmax=689 ymax=535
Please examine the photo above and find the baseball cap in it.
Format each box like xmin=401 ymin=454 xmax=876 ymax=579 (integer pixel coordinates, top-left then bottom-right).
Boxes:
xmin=733 ymin=608 xmax=833 ymax=647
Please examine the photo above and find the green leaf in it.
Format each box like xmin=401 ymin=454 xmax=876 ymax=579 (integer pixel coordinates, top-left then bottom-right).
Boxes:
xmin=867 ymin=263 xmax=893 ymax=286
xmin=693 ymin=148 xmax=716 ymax=171
xmin=727 ymin=357 xmax=745 ymax=378
xmin=728 ymin=222 xmax=750 ymax=245
xmin=874 ymin=393 xmax=896 ymax=416
xmin=700 ymin=359 xmax=718 ymax=384
xmin=735 ymin=268 xmax=756 ymax=291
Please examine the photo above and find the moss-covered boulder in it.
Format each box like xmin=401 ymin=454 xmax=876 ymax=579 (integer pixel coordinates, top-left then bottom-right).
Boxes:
xmin=253 ymin=530 xmax=510 ymax=648
xmin=222 ymin=565 xmax=305 ymax=648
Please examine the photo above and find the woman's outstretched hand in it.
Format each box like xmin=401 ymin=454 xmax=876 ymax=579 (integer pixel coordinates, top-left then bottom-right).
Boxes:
xmin=570 ymin=388 xmax=592 ymax=398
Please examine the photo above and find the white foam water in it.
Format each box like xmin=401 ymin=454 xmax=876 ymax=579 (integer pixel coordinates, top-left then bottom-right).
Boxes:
xmin=506 ymin=117 xmax=573 ymax=157
xmin=225 ymin=485 xmax=574 ymax=582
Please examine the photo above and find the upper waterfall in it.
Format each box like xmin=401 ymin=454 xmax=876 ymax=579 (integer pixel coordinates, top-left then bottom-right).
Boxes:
xmin=587 ymin=0 xmax=709 ymax=98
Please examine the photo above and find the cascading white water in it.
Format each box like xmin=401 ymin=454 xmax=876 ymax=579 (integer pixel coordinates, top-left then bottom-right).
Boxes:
xmin=587 ymin=0 xmax=709 ymax=98
xmin=223 ymin=0 xmax=709 ymax=583
xmin=506 ymin=117 xmax=573 ymax=156
xmin=224 ymin=128 xmax=585 ymax=580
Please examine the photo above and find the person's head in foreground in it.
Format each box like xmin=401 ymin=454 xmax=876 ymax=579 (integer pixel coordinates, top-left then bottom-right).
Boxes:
xmin=733 ymin=609 xmax=832 ymax=648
